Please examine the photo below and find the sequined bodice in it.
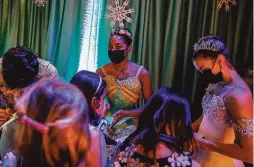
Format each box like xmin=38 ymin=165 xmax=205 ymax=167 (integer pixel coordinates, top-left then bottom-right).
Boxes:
xmin=199 ymin=85 xmax=236 ymax=143
xmin=201 ymin=90 xmax=230 ymax=122
xmin=100 ymin=66 xmax=143 ymax=112
xmin=104 ymin=75 xmax=142 ymax=110
xmin=199 ymin=84 xmax=253 ymax=144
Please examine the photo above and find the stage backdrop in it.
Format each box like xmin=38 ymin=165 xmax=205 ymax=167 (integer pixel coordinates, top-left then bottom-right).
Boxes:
xmin=0 ymin=0 xmax=253 ymax=101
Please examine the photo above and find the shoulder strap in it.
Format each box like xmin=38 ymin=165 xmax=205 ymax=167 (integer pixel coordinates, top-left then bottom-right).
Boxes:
xmin=135 ymin=66 xmax=143 ymax=77
xmin=101 ymin=67 xmax=107 ymax=76
xmin=220 ymin=88 xmax=233 ymax=99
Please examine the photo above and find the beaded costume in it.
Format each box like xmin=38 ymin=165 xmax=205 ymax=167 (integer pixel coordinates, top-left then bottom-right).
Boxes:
xmin=100 ymin=66 xmax=143 ymax=141
xmin=194 ymin=83 xmax=253 ymax=167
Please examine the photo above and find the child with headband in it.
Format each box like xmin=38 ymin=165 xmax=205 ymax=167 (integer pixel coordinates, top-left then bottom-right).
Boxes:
xmin=1 ymin=79 xmax=91 ymax=167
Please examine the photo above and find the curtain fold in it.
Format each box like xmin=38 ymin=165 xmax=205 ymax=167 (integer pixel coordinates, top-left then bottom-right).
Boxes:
xmin=78 ymin=0 xmax=104 ymax=72
xmin=97 ymin=0 xmax=113 ymax=68
xmin=45 ymin=0 xmax=86 ymax=81
xmin=0 ymin=0 xmax=87 ymax=81
xmin=0 ymin=0 xmax=51 ymax=57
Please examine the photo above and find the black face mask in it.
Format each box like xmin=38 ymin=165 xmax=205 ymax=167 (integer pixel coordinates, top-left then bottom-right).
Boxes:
xmin=202 ymin=59 xmax=223 ymax=84
xmin=108 ymin=49 xmax=126 ymax=64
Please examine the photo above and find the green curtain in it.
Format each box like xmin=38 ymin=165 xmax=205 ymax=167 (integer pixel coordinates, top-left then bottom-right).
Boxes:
xmin=97 ymin=0 xmax=112 ymax=68
xmin=45 ymin=0 xmax=86 ymax=81
xmin=0 ymin=0 xmax=51 ymax=57
xmin=1 ymin=0 xmax=252 ymax=98
xmin=98 ymin=0 xmax=253 ymax=101
xmin=174 ymin=0 xmax=253 ymax=100
xmin=0 ymin=0 xmax=87 ymax=81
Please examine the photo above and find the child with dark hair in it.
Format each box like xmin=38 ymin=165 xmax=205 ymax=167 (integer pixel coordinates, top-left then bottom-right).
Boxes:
xmin=2 ymin=47 xmax=40 ymax=89
xmin=71 ymin=70 xmax=108 ymax=124
xmin=114 ymin=88 xmax=200 ymax=167
xmin=70 ymin=70 xmax=109 ymax=167
xmin=0 ymin=46 xmax=59 ymax=162
xmin=0 ymin=46 xmax=58 ymax=122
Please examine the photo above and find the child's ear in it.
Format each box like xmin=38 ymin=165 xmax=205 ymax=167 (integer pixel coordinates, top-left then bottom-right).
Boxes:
xmin=91 ymin=97 xmax=99 ymax=109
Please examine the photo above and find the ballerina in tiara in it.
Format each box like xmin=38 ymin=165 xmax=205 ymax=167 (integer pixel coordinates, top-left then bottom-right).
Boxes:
xmin=191 ymin=35 xmax=253 ymax=167
xmin=97 ymin=28 xmax=153 ymax=142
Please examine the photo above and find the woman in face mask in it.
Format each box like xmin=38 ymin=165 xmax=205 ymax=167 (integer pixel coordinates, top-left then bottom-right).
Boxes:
xmin=191 ymin=35 xmax=253 ymax=166
xmin=70 ymin=70 xmax=110 ymax=167
xmin=97 ymin=28 xmax=153 ymax=142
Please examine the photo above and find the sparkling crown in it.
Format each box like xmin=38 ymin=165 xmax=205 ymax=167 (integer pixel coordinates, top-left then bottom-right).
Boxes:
xmin=193 ymin=40 xmax=224 ymax=53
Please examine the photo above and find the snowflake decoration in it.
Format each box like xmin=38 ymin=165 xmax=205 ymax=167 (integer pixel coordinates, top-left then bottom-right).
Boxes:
xmin=105 ymin=0 xmax=134 ymax=28
xmin=34 ymin=0 xmax=48 ymax=7
xmin=217 ymin=0 xmax=237 ymax=11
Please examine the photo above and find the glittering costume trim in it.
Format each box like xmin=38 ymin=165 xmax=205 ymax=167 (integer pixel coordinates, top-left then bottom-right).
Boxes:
xmin=229 ymin=118 xmax=254 ymax=136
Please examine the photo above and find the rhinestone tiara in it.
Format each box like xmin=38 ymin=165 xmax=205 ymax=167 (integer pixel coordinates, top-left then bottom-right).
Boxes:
xmin=193 ymin=40 xmax=224 ymax=53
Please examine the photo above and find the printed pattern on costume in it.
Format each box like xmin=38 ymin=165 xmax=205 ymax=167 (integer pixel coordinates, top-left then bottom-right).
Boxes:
xmin=114 ymin=144 xmax=192 ymax=167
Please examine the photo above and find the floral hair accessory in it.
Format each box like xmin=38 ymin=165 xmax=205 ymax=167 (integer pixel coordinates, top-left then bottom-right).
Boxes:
xmin=110 ymin=29 xmax=133 ymax=41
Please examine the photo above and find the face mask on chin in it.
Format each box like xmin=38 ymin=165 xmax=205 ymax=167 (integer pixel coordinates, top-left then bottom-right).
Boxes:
xmin=201 ymin=58 xmax=223 ymax=84
xmin=108 ymin=48 xmax=127 ymax=64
